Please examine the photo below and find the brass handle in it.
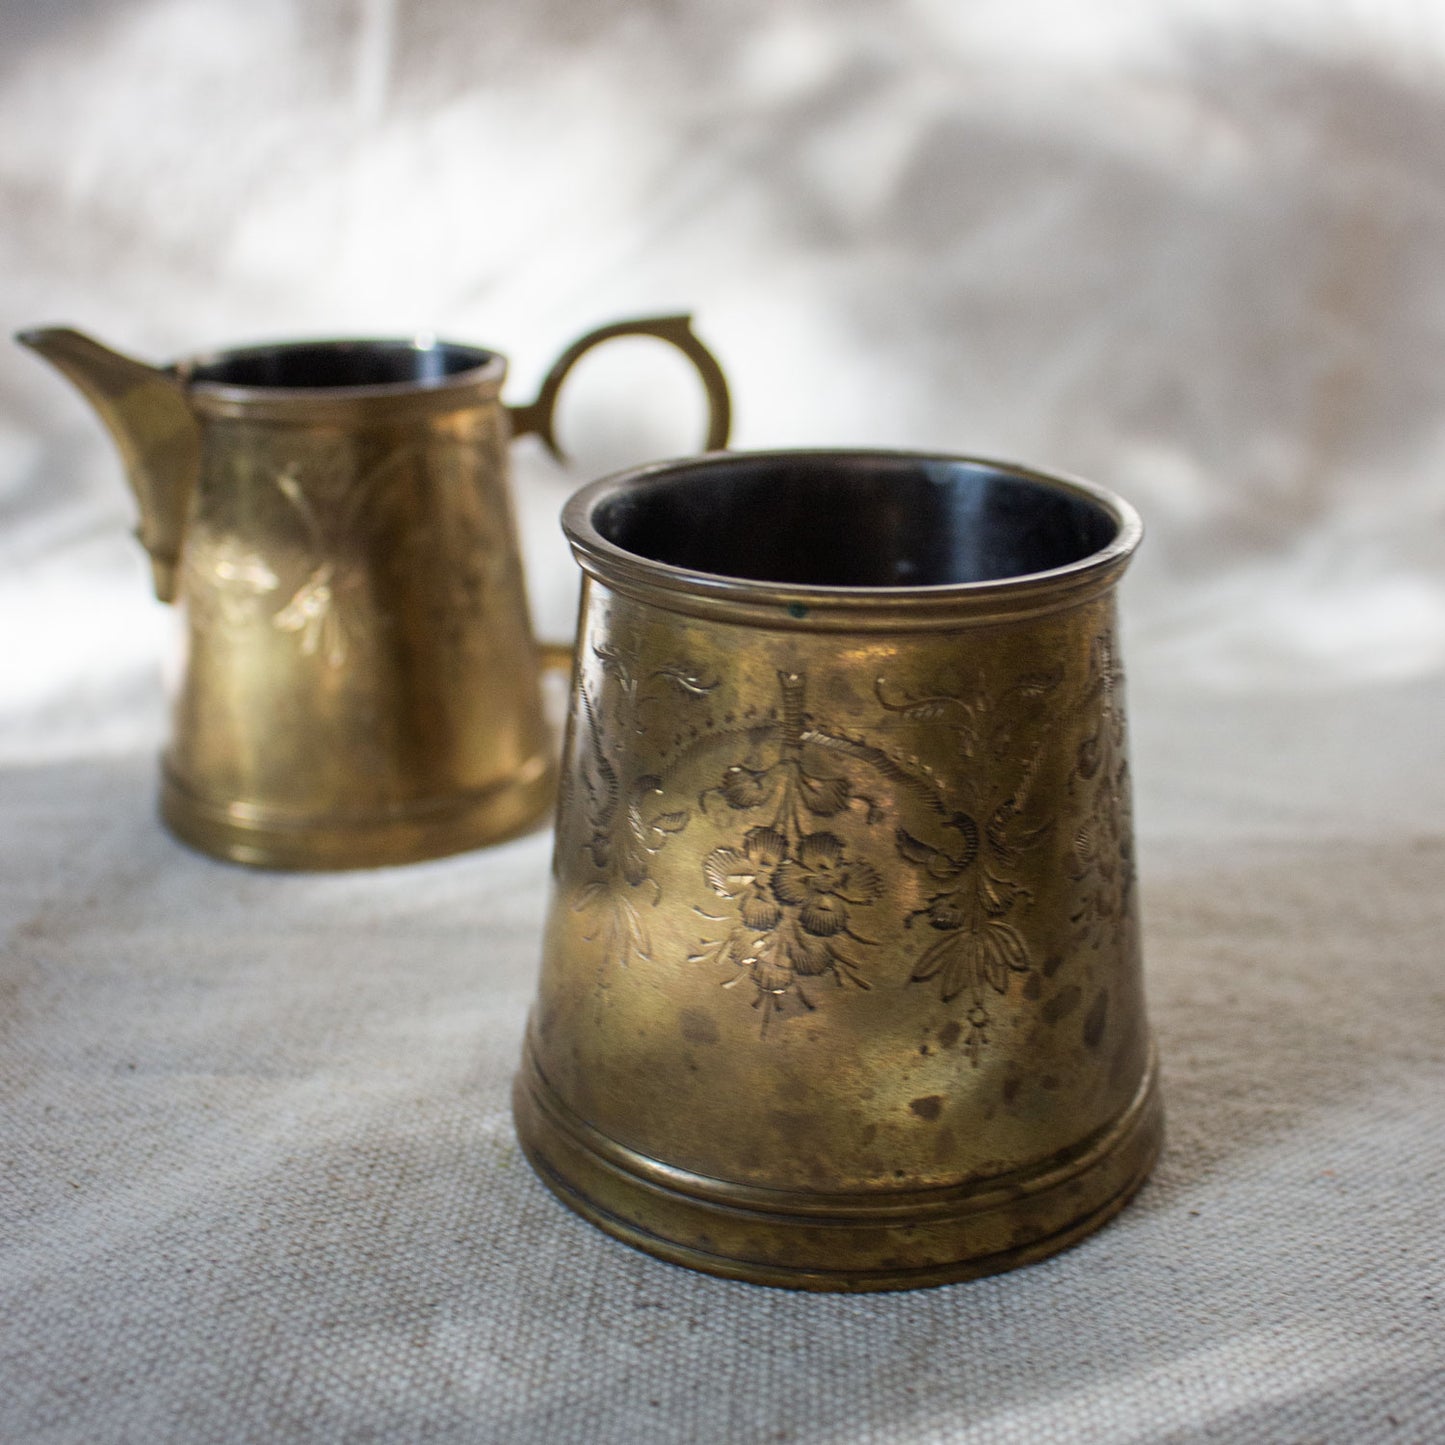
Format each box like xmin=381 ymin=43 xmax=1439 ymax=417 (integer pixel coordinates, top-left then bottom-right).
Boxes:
xmin=512 ymin=314 xmax=732 ymax=677
xmin=507 ymin=313 xmax=731 ymax=461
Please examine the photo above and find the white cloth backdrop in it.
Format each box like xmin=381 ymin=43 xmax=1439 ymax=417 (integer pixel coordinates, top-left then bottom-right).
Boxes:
xmin=2 ymin=2 xmax=1443 ymax=1441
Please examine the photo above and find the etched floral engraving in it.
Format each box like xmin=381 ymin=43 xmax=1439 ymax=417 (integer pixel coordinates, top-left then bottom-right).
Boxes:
xmin=268 ymin=459 xmax=395 ymax=668
xmin=568 ymin=642 xmax=715 ymax=972
xmin=188 ymin=432 xmax=509 ymax=669
xmin=563 ymin=634 xmax=1134 ymax=1053
xmin=879 ymin=670 xmax=1062 ymax=1062
xmin=689 ymin=671 xmax=900 ymax=1033
xmin=1068 ymin=631 xmax=1134 ymax=953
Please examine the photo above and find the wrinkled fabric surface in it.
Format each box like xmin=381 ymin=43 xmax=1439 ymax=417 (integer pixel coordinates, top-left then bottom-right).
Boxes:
xmin=2 ymin=3 xmax=1443 ymax=1442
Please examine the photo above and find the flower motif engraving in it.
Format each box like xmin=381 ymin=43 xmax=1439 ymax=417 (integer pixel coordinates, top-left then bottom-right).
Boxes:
xmin=694 ymin=824 xmax=882 ymax=1032
xmin=772 ymin=832 xmax=883 ymax=935
xmin=704 ymin=825 xmax=786 ymax=930
xmin=690 ymin=673 xmax=884 ymax=1032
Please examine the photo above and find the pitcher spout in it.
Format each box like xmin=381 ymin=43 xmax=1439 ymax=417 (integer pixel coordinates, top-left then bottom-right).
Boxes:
xmin=16 ymin=327 xmax=201 ymax=601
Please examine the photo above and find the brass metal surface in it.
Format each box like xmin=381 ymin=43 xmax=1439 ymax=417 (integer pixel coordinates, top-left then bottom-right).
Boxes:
xmin=516 ymin=450 xmax=1161 ymax=1290
xmin=17 ymin=318 xmax=731 ymax=869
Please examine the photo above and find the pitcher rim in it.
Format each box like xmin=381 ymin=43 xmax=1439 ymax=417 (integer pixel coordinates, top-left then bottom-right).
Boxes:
xmin=174 ymin=335 xmax=508 ymax=413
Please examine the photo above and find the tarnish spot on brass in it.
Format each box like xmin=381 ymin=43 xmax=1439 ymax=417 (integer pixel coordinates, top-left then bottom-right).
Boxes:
xmin=909 ymin=1095 xmax=944 ymax=1121
xmin=1042 ymin=984 xmax=1081 ymax=1026
xmin=1022 ymin=973 xmax=1043 ymax=1001
xmin=786 ymin=602 xmax=809 ymax=619
xmin=678 ymin=1007 xmax=720 ymax=1045
xmin=1002 ymin=1074 xmax=1022 ymax=1105
xmin=938 ymin=1020 xmax=962 ymax=1050
xmin=1084 ymin=989 xmax=1109 ymax=1050
xmin=1042 ymin=953 xmax=1065 ymax=979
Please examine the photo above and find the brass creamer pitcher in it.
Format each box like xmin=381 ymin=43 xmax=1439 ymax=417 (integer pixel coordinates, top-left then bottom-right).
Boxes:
xmin=18 ymin=318 xmax=730 ymax=868
xmin=515 ymin=450 xmax=1160 ymax=1290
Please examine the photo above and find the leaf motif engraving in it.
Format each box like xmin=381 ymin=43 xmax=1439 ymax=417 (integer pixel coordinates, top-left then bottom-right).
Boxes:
xmin=255 ymin=439 xmax=508 ymax=668
xmin=566 ymin=638 xmax=709 ymax=972
xmin=652 ymin=665 xmax=718 ymax=698
xmin=886 ymin=665 xmax=1062 ymax=1062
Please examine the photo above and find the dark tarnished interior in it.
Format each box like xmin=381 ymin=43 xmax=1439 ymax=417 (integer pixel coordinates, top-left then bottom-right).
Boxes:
xmin=187 ymin=339 xmax=494 ymax=390
xmin=592 ymin=453 xmax=1119 ymax=587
